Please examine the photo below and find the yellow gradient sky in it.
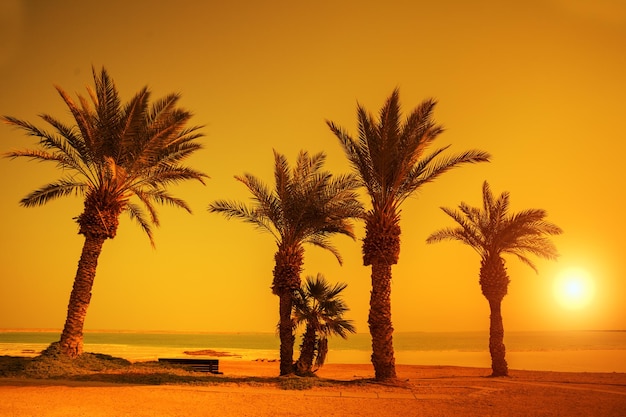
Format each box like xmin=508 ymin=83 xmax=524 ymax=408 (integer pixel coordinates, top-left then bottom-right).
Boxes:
xmin=1 ymin=0 xmax=624 ymax=333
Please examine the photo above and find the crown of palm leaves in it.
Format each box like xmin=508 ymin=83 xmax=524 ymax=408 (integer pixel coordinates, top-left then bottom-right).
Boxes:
xmin=209 ymin=149 xmax=363 ymax=264
xmin=2 ymin=66 xmax=208 ymax=246
xmin=327 ymin=88 xmax=490 ymax=217
xmin=427 ymin=181 xmax=562 ymax=272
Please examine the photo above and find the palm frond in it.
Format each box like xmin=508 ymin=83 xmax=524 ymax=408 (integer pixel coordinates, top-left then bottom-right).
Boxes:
xmin=154 ymin=140 xmax=204 ymax=167
xmin=54 ymin=85 xmax=97 ymax=155
xmin=4 ymin=148 xmax=81 ymax=174
xmin=118 ymin=87 xmax=150 ymax=162
xmin=401 ymin=98 xmax=441 ymax=160
xmin=411 ymin=149 xmax=491 ymax=191
xmin=236 ymin=173 xmax=284 ymax=232
xmin=426 ymin=205 xmax=486 ymax=256
xmin=398 ymin=145 xmax=449 ymax=201
xmin=136 ymin=165 xmax=208 ymax=189
xmin=37 ymin=114 xmax=92 ymax=165
xmin=304 ymin=235 xmax=343 ymax=265
xmin=273 ymin=150 xmax=292 ymax=206
xmin=146 ymin=93 xmax=181 ymax=126
xmin=326 ymin=120 xmax=371 ymax=191
xmin=481 ymin=181 xmax=495 ymax=215
xmin=19 ymin=178 xmax=86 ymax=207
xmin=141 ymin=188 xmax=192 ymax=213
xmin=92 ymin=66 xmax=122 ymax=137
xmin=209 ymin=199 xmax=279 ymax=241
xmin=125 ymin=202 xmax=155 ymax=247
xmin=130 ymin=118 xmax=190 ymax=171
xmin=132 ymin=189 xmax=161 ymax=225
xmin=2 ymin=116 xmax=91 ymax=176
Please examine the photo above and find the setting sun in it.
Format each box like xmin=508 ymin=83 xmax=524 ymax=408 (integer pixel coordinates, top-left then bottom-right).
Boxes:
xmin=554 ymin=268 xmax=596 ymax=310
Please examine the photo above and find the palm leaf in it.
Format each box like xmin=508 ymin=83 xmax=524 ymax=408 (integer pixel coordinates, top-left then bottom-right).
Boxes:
xmin=19 ymin=178 xmax=86 ymax=207
xmin=125 ymin=202 xmax=155 ymax=247
xmin=54 ymin=85 xmax=97 ymax=156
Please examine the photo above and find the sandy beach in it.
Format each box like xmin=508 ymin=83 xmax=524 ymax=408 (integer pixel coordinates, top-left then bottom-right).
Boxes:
xmin=1 ymin=360 xmax=625 ymax=417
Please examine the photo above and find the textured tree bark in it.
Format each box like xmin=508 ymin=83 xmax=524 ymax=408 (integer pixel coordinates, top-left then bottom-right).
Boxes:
xmin=278 ymin=290 xmax=295 ymax=375
xmin=272 ymin=244 xmax=304 ymax=376
xmin=59 ymin=235 xmax=106 ymax=358
xmin=295 ymin=324 xmax=317 ymax=375
xmin=368 ymin=260 xmax=397 ymax=380
xmin=488 ymin=298 xmax=508 ymax=376
xmin=362 ymin=214 xmax=400 ymax=381
xmin=480 ymin=255 xmax=510 ymax=377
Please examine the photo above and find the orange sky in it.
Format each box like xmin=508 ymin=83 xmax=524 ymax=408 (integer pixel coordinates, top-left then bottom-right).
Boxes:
xmin=1 ymin=0 xmax=624 ymax=334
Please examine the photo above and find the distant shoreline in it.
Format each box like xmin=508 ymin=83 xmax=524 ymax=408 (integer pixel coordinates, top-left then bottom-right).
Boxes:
xmin=3 ymin=329 xmax=626 ymax=373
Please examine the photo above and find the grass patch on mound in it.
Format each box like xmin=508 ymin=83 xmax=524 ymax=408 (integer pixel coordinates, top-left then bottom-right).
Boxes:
xmin=0 ymin=346 xmax=337 ymax=390
xmin=278 ymin=375 xmax=321 ymax=390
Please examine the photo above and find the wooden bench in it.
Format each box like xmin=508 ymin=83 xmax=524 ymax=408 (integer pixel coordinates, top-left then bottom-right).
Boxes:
xmin=158 ymin=358 xmax=221 ymax=374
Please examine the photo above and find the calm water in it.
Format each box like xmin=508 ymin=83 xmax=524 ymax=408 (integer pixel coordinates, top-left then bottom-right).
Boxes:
xmin=1 ymin=330 xmax=625 ymax=373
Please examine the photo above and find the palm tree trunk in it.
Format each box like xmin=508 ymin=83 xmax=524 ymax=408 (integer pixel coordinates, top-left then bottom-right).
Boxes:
xmin=278 ymin=290 xmax=295 ymax=375
xmin=272 ymin=244 xmax=304 ymax=376
xmin=480 ymin=255 xmax=510 ymax=377
xmin=59 ymin=234 xmax=106 ymax=358
xmin=369 ymin=260 xmax=397 ymax=380
xmin=363 ymin=214 xmax=400 ymax=381
xmin=488 ymin=298 xmax=508 ymax=376
xmin=295 ymin=324 xmax=317 ymax=375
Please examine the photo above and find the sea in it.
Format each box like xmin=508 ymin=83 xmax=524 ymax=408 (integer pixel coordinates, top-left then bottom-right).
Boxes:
xmin=1 ymin=330 xmax=625 ymax=373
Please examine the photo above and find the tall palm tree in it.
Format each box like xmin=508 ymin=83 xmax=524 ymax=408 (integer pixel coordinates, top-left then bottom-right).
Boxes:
xmin=208 ymin=150 xmax=363 ymax=375
xmin=426 ymin=181 xmax=562 ymax=376
xmin=327 ymin=88 xmax=491 ymax=380
xmin=2 ymin=67 xmax=207 ymax=358
xmin=293 ymin=273 xmax=356 ymax=376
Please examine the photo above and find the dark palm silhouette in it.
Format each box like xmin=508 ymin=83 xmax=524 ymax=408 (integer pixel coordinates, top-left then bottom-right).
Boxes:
xmin=327 ymin=88 xmax=490 ymax=380
xmin=426 ymin=181 xmax=562 ymax=376
xmin=2 ymin=67 xmax=208 ymax=358
xmin=209 ymin=150 xmax=363 ymax=375
xmin=293 ymin=273 xmax=356 ymax=375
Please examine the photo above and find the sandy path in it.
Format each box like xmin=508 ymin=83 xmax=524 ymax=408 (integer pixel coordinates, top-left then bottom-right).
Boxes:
xmin=1 ymin=362 xmax=625 ymax=417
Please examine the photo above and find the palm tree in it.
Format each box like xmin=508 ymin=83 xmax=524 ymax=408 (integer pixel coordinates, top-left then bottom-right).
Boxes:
xmin=327 ymin=88 xmax=491 ymax=380
xmin=426 ymin=181 xmax=562 ymax=376
xmin=208 ymin=150 xmax=363 ymax=375
xmin=2 ymin=67 xmax=207 ymax=358
xmin=293 ymin=273 xmax=356 ymax=376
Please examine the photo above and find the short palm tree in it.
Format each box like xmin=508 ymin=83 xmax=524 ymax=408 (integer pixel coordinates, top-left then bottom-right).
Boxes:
xmin=208 ymin=150 xmax=363 ymax=375
xmin=293 ymin=273 xmax=356 ymax=376
xmin=426 ymin=181 xmax=562 ymax=376
xmin=2 ymin=67 xmax=207 ymax=358
xmin=327 ymin=88 xmax=491 ymax=380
